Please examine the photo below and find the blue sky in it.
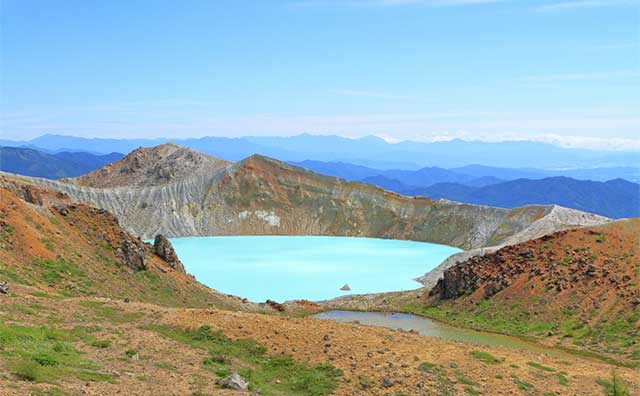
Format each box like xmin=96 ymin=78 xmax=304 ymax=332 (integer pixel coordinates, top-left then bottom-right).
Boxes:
xmin=1 ymin=0 xmax=638 ymax=150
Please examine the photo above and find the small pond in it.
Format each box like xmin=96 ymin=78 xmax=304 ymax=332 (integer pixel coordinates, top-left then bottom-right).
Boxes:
xmin=313 ymin=310 xmax=571 ymax=357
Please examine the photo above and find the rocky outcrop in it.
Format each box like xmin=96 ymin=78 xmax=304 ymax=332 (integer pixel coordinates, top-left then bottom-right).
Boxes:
xmin=417 ymin=205 xmax=610 ymax=288
xmin=63 ymin=143 xmax=229 ymax=188
xmin=217 ymin=373 xmax=249 ymax=391
xmin=21 ymin=185 xmax=43 ymax=205
xmin=153 ymin=234 xmax=185 ymax=273
xmin=119 ymin=239 xmax=147 ymax=271
xmin=429 ymin=219 xmax=640 ymax=303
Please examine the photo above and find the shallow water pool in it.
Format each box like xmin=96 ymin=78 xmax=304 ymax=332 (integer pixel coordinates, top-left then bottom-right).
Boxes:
xmin=313 ymin=310 xmax=572 ymax=357
xmin=168 ymin=236 xmax=461 ymax=302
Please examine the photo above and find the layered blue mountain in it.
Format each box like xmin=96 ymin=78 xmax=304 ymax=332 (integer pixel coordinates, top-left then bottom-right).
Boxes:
xmin=408 ymin=178 xmax=639 ymax=219
xmin=3 ymin=133 xmax=638 ymax=169
xmin=0 ymin=146 xmax=124 ymax=179
xmin=291 ymin=161 xmax=639 ymax=218
xmin=291 ymin=160 xmax=639 ymax=186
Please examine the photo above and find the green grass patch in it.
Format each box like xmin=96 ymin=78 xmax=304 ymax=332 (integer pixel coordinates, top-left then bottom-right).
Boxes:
xmin=515 ymin=379 xmax=534 ymax=391
xmin=404 ymin=303 xmax=555 ymax=337
xmin=470 ymin=350 xmax=503 ymax=365
xmin=90 ymin=340 xmax=111 ymax=348
xmin=417 ymin=361 xmax=437 ymax=373
xmin=147 ymin=324 xmax=342 ymax=396
xmin=0 ymin=322 xmax=110 ymax=383
xmin=79 ymin=300 xmax=144 ymax=323
xmin=464 ymin=385 xmax=482 ymax=395
xmin=30 ymin=291 xmax=64 ymax=300
xmin=32 ymin=258 xmax=85 ymax=284
xmin=155 ymin=361 xmax=177 ymax=371
xmin=526 ymin=361 xmax=555 ymax=372
xmin=556 ymin=371 xmax=569 ymax=386
xmin=455 ymin=369 xmax=479 ymax=386
xmin=0 ymin=261 xmax=31 ymax=285
xmin=597 ymin=372 xmax=630 ymax=396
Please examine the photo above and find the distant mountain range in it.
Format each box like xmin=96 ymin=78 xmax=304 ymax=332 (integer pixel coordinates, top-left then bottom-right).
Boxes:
xmin=2 ymin=133 xmax=639 ymax=169
xmin=292 ymin=161 xmax=639 ymax=218
xmin=0 ymin=146 xmax=124 ymax=179
xmin=291 ymin=159 xmax=640 ymax=185
xmin=2 ymin=145 xmax=638 ymax=218
xmin=413 ymin=178 xmax=639 ymax=219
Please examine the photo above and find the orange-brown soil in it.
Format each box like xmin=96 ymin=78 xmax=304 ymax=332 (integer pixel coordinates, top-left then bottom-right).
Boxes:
xmin=427 ymin=219 xmax=640 ymax=364
xmin=1 ymin=286 xmax=638 ymax=396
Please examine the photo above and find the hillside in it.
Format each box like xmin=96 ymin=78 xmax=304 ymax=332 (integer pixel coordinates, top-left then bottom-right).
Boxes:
xmin=422 ymin=219 xmax=640 ymax=364
xmin=8 ymin=147 xmax=609 ymax=252
xmin=0 ymin=174 xmax=638 ymax=395
xmin=416 ymin=177 xmax=640 ymax=219
xmin=0 ymin=146 xmax=123 ymax=179
xmin=64 ymin=143 xmax=230 ymax=188
xmin=0 ymin=175 xmax=258 ymax=310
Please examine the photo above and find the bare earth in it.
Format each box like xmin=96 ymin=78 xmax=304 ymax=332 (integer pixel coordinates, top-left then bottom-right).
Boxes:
xmin=1 ymin=285 xmax=638 ymax=396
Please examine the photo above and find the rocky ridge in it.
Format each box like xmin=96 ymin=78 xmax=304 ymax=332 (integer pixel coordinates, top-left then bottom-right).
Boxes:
xmin=62 ymin=143 xmax=229 ymax=188
xmin=1 ymin=149 xmax=609 ymax=254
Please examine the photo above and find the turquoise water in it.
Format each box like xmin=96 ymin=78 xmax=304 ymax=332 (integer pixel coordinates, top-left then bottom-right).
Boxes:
xmin=168 ymin=236 xmax=461 ymax=302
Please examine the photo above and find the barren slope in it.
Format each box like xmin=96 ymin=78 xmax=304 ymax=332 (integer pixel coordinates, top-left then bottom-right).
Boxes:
xmin=63 ymin=143 xmax=230 ymax=188
xmin=0 ymin=175 xmax=257 ymax=310
xmin=423 ymin=219 xmax=640 ymax=364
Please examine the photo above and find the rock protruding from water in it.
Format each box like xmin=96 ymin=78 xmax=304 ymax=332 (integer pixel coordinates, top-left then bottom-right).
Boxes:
xmin=217 ymin=373 xmax=249 ymax=391
xmin=340 ymin=283 xmax=351 ymax=291
xmin=153 ymin=234 xmax=185 ymax=273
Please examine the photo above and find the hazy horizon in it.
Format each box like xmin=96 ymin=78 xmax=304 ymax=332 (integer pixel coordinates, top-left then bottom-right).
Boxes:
xmin=3 ymin=131 xmax=640 ymax=153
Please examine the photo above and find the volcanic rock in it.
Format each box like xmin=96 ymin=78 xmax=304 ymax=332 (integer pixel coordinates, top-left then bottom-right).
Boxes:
xmin=153 ymin=234 xmax=185 ymax=273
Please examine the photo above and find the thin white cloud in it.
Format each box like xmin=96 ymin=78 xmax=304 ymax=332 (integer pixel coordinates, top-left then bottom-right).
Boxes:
xmin=533 ymin=0 xmax=636 ymax=12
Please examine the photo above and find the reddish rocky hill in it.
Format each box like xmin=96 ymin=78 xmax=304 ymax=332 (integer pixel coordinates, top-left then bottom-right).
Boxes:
xmin=0 ymin=175 xmax=253 ymax=309
xmin=426 ymin=219 xmax=640 ymax=364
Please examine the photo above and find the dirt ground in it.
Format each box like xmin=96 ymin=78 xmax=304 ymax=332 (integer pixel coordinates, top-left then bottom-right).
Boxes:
xmin=1 ymin=286 xmax=637 ymax=396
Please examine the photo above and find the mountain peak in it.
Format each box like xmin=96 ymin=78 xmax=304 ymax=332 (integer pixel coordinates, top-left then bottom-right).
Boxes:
xmin=65 ymin=143 xmax=230 ymax=188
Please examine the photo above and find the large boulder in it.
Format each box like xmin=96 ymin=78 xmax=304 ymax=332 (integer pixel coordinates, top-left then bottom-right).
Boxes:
xmin=217 ymin=373 xmax=249 ymax=391
xmin=120 ymin=239 xmax=147 ymax=271
xmin=153 ymin=234 xmax=185 ymax=273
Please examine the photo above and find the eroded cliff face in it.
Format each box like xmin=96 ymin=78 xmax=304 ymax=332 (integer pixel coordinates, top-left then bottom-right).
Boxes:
xmin=0 ymin=154 xmax=610 ymax=251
